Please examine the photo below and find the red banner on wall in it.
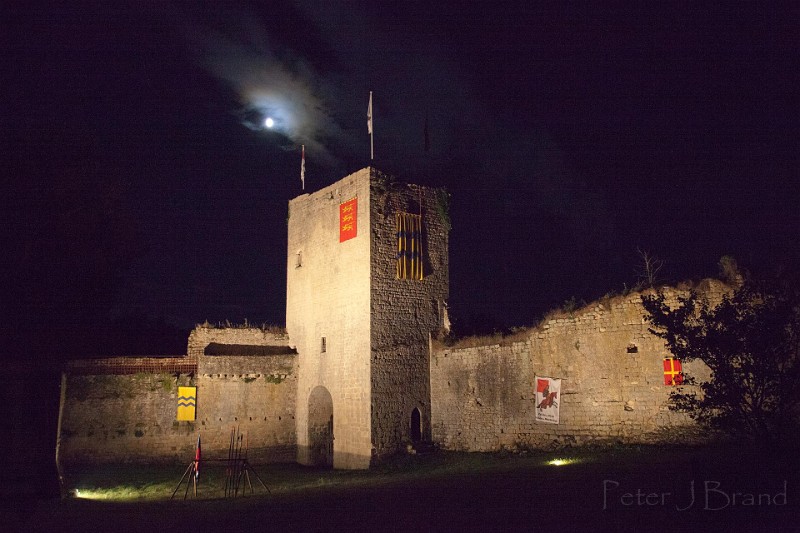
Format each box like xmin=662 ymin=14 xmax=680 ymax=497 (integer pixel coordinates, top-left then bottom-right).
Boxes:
xmin=339 ymin=198 xmax=357 ymax=242
xmin=663 ymin=358 xmax=683 ymax=385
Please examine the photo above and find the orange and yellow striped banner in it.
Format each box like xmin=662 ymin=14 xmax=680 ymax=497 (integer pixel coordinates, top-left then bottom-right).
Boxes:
xmin=396 ymin=213 xmax=423 ymax=280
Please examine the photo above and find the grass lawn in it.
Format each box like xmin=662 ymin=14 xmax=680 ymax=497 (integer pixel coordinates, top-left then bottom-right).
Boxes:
xmin=2 ymin=445 xmax=798 ymax=532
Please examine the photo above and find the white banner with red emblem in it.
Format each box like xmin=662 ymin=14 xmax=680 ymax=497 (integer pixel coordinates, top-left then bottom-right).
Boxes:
xmin=535 ymin=376 xmax=561 ymax=424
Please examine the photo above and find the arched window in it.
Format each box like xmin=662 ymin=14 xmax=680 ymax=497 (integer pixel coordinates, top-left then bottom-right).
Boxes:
xmin=410 ymin=407 xmax=422 ymax=442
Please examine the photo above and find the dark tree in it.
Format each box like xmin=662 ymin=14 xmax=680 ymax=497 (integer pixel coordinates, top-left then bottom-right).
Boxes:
xmin=642 ymin=275 xmax=800 ymax=445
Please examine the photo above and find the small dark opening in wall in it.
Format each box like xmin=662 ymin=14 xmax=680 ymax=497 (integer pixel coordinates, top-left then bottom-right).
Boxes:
xmin=204 ymin=343 xmax=297 ymax=356
xmin=627 ymin=344 xmax=638 ymax=353
xmin=321 ymin=337 xmax=326 ymax=353
xmin=411 ymin=407 xmax=421 ymax=442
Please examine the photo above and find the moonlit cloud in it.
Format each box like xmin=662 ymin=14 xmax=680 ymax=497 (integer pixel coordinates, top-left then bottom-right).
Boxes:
xmin=183 ymin=8 xmax=345 ymax=166
xmin=178 ymin=3 xmax=490 ymax=176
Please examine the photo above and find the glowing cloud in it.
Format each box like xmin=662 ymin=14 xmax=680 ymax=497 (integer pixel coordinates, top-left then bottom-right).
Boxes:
xmin=185 ymin=9 xmax=345 ymax=166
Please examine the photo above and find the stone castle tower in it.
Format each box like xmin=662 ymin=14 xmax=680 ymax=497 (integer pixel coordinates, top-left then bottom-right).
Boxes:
xmin=54 ymin=167 xmax=721 ymax=471
xmin=286 ymin=167 xmax=449 ymax=469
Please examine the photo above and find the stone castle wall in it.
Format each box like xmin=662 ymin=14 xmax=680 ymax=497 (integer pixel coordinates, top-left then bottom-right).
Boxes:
xmin=370 ymin=176 xmax=449 ymax=459
xmin=59 ymin=328 xmax=297 ymax=464
xmin=191 ymin=327 xmax=298 ymax=464
xmin=59 ymin=371 xmax=198 ymax=463
xmin=430 ymin=280 xmax=729 ymax=451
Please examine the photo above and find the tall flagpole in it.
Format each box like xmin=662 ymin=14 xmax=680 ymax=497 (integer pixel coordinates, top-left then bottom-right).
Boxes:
xmin=368 ymin=91 xmax=374 ymax=161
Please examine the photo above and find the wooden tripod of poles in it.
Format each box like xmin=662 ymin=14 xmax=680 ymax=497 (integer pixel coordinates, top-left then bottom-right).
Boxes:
xmin=224 ymin=426 xmax=270 ymax=498
xmin=171 ymin=459 xmax=199 ymax=500
xmin=171 ymin=429 xmax=269 ymax=499
xmin=172 ymin=434 xmax=202 ymax=500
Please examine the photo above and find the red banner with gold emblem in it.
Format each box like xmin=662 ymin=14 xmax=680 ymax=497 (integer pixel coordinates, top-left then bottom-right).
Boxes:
xmin=663 ymin=357 xmax=683 ymax=385
xmin=339 ymin=198 xmax=357 ymax=242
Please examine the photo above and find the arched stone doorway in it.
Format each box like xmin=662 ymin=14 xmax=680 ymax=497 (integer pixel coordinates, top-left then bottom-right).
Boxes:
xmin=308 ymin=386 xmax=334 ymax=467
xmin=410 ymin=407 xmax=422 ymax=443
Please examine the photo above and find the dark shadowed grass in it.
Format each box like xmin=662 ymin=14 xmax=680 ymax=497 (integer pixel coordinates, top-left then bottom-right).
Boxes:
xmin=64 ymin=449 xmax=583 ymax=501
xmin=5 ymin=445 xmax=799 ymax=532
xmin=61 ymin=444 xmax=798 ymax=502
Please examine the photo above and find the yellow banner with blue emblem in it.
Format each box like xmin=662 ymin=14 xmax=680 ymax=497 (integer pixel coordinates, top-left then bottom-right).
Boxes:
xmin=177 ymin=386 xmax=197 ymax=421
xmin=396 ymin=212 xmax=423 ymax=280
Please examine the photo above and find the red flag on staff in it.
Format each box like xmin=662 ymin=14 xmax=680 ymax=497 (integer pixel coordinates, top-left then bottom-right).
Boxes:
xmin=300 ymin=145 xmax=306 ymax=190
xmin=195 ymin=435 xmax=201 ymax=480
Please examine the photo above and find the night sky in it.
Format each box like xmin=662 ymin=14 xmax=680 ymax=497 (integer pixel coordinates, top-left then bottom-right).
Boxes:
xmin=4 ymin=1 xmax=798 ymax=358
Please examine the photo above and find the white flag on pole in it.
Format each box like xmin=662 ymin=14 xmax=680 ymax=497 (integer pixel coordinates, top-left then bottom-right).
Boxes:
xmin=367 ymin=91 xmax=373 ymax=134
xmin=300 ymin=144 xmax=305 ymax=190
xmin=368 ymin=91 xmax=374 ymax=160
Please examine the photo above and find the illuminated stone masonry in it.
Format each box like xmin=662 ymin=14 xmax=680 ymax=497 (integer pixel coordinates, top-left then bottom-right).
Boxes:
xmin=59 ymin=167 xmax=729 ymax=468
xmin=59 ymin=327 xmax=297 ymax=464
xmin=430 ymin=280 xmax=730 ymax=452
xmin=286 ymin=167 xmax=449 ymax=468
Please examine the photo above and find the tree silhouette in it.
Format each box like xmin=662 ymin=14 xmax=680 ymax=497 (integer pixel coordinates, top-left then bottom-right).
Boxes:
xmin=642 ymin=273 xmax=800 ymax=445
xmin=635 ymin=247 xmax=664 ymax=288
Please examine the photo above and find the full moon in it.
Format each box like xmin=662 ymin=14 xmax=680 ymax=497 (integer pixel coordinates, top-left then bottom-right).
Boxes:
xmin=264 ymin=117 xmax=274 ymax=128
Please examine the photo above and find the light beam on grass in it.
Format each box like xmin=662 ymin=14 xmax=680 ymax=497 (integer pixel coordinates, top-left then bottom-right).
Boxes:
xmin=73 ymin=488 xmax=111 ymax=500
xmin=72 ymin=484 xmax=165 ymax=501
xmin=546 ymin=458 xmax=579 ymax=466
